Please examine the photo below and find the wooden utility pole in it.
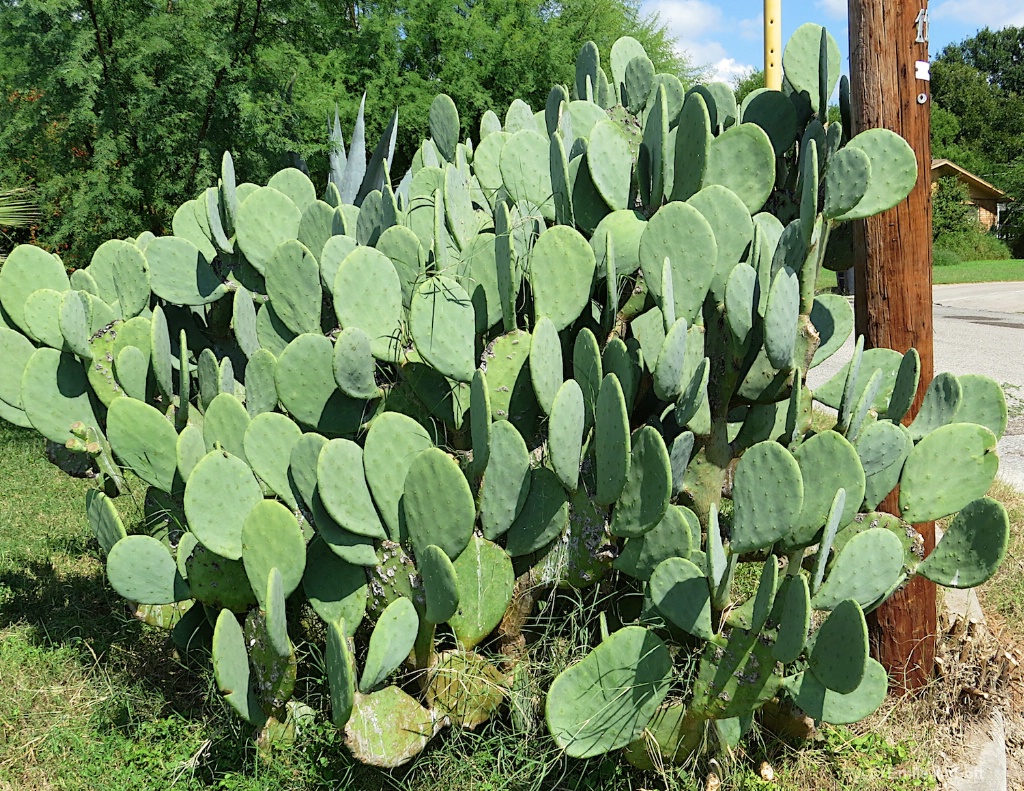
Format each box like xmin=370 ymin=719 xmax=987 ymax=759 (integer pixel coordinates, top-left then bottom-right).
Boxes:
xmin=848 ymin=0 xmax=936 ymax=692
xmin=764 ymin=0 xmax=783 ymax=90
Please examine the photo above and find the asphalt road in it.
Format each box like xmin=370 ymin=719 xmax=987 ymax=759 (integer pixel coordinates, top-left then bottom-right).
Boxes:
xmin=806 ymin=282 xmax=1024 ymax=491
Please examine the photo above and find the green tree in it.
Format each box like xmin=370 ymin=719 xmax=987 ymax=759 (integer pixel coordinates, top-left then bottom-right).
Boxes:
xmin=0 ymin=0 xmax=693 ymax=266
xmin=931 ymin=175 xmax=978 ymax=240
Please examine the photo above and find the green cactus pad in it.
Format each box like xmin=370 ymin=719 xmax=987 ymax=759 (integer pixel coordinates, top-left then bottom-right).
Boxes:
xmin=731 ymin=440 xmax=804 ymax=554
xmin=500 ymin=129 xmax=554 ymax=218
xmin=591 ymin=210 xmax=645 ymax=280
xmin=687 ymin=185 xmax=754 ymax=300
xmin=333 ymin=247 xmax=403 ymax=362
xmin=811 ymin=527 xmax=905 ymax=610
xmin=789 ymin=657 xmax=887 ymax=725
xmin=639 ymin=83 xmax=669 ymax=206
xmin=303 ymin=538 xmax=368 ymax=633
xmin=787 ymin=430 xmax=864 ymax=546
xmin=107 ymin=534 xmax=190 ymax=604
xmin=813 ymin=348 xmax=903 ymax=412
xmin=184 ymin=450 xmax=264 ymax=560
xmin=22 ymin=349 xmax=100 ymax=444
xmin=670 ymin=91 xmax=711 ymax=202
xmin=315 ymin=439 xmax=386 ymax=540
xmin=595 ymin=374 xmax=631 ymax=504
xmin=572 ymin=328 xmax=602 ymax=428
xmin=835 ymin=129 xmax=917 ymax=221
xmin=450 ymin=536 xmax=515 ymax=650
xmin=783 ymin=23 xmax=841 ymax=114
xmin=242 ymin=500 xmax=306 ymax=606
xmin=234 ymin=186 xmax=302 ymax=274
xmin=740 ymin=88 xmax=799 ymax=155
xmin=344 ymin=687 xmax=434 ymax=768
xmin=587 ymin=120 xmax=632 ymax=210
xmin=87 ymin=239 xmax=150 ymax=317
xmin=471 ymin=131 xmax=508 ymax=195
xmin=649 ymin=557 xmax=714 ymax=640
xmin=603 ymin=337 xmax=641 ymax=413
xmin=265 ymin=240 xmax=321 ymax=336
xmin=409 ymin=275 xmax=476 ymax=382
xmin=203 ymin=392 xmax=250 ymax=461
xmin=419 ymin=544 xmax=460 ymax=624
xmin=362 ymin=412 xmax=434 ymax=540
xmin=295 ymin=199 xmax=336 ymax=261
xmin=885 ymin=347 xmax=921 ymax=425
xmin=917 ymin=497 xmax=1009 ymax=588
xmin=360 ymin=596 xmax=419 ymax=692
xmin=810 ymin=294 xmax=855 ymax=368
xmin=807 ymin=599 xmax=868 ymax=694
xmin=276 ymin=334 xmax=367 ymax=436
xmin=481 ymin=329 xmax=536 ymax=432
xmin=704 ymin=123 xmax=776 ymax=214
xmin=0 ymin=328 xmax=37 ymax=409
xmin=773 ymin=575 xmax=811 ymax=663
xmin=639 ymin=202 xmax=717 ymax=325
xmin=426 ymin=650 xmax=506 ymax=729
xmin=402 ymin=447 xmax=475 ymax=560
xmin=58 ymin=290 xmax=93 ymax=360
xmin=763 ymin=268 xmax=799 ymax=369
xmin=429 ymin=94 xmax=460 ymax=162
xmin=326 ymin=618 xmax=356 ymax=727
xmin=176 ymin=423 xmax=207 ymax=483
xmin=907 ymin=371 xmax=962 ymax=441
xmin=172 ymin=199 xmax=216 ymax=261
xmin=623 ymin=54 xmax=655 ymax=113
xmin=529 ymin=317 xmax=563 ymax=416
xmin=546 ymin=626 xmax=672 ymax=759
xmin=900 ymin=423 xmax=998 ymax=523
xmin=653 ymin=318 xmax=688 ymax=402
xmin=953 ymin=374 xmax=1008 ymax=440
xmin=505 ymin=467 xmax=570 ymax=557
xmin=86 ymin=490 xmax=127 ymax=555
xmin=610 ymin=426 xmax=671 ymax=538
xmin=254 ymin=303 xmax=296 ymax=358
xmin=855 ymin=421 xmax=913 ymax=511
xmin=107 ymin=397 xmax=178 ymax=493
xmin=530 ymin=225 xmax=596 ymax=331
xmin=331 ymin=327 xmax=378 ymax=401
xmin=725 ymin=263 xmax=758 ymax=344
xmin=183 ymin=542 xmax=257 ymax=613
xmin=212 ymin=609 xmax=267 ymax=727
xmin=268 ymin=168 xmax=316 ymax=211
xmin=375 ymin=226 xmax=425 ymax=310
xmin=480 ymin=420 xmax=531 ymax=540
xmin=548 ymin=379 xmax=585 ymax=492
xmin=823 ymin=146 xmax=871 ymax=219
xmin=614 ymin=504 xmax=696 ymax=581
xmin=145 ymin=236 xmax=228 ymax=306
xmin=24 ymin=288 xmax=67 ymax=349
xmin=455 ymin=231 xmax=503 ymax=332
xmin=243 ymin=412 xmax=302 ymax=509
xmin=469 ymin=369 xmax=491 ymax=478
xmin=0 ymin=245 xmax=70 ymax=334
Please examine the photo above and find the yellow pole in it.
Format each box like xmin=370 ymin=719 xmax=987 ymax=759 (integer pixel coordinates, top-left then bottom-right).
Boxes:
xmin=764 ymin=0 xmax=782 ymax=90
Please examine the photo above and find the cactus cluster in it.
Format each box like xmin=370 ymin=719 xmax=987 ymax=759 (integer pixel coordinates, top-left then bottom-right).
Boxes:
xmin=0 ymin=24 xmax=1010 ymax=770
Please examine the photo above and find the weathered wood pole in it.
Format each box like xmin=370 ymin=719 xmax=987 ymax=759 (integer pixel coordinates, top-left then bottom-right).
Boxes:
xmin=847 ymin=0 xmax=936 ymax=692
xmin=764 ymin=0 xmax=783 ymax=90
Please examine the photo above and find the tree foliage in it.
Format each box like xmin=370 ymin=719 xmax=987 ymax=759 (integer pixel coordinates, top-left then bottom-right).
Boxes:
xmin=0 ymin=0 xmax=696 ymax=265
xmin=933 ymin=28 xmax=1024 ymax=255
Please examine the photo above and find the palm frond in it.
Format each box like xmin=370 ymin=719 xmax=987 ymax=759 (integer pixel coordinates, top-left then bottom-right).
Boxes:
xmin=0 ymin=187 xmax=39 ymax=229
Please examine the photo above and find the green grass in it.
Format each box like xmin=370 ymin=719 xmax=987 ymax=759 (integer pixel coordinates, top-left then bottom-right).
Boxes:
xmin=816 ymin=260 xmax=1024 ymax=293
xmin=932 ymin=259 xmax=1024 ymax=284
xmin=0 ymin=423 xmax=970 ymax=791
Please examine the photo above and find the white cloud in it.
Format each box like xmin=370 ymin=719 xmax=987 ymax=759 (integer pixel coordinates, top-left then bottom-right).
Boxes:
xmin=816 ymin=0 xmax=849 ymax=18
xmin=931 ymin=1 xmax=1024 ymax=27
xmin=711 ymin=57 xmax=758 ymax=84
xmin=644 ymin=0 xmax=759 ymax=82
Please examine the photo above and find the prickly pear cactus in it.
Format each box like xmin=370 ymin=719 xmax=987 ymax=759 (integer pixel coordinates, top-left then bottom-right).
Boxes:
xmin=0 ymin=24 xmax=1010 ymax=771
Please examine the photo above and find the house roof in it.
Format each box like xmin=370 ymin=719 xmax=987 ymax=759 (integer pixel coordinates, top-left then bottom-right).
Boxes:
xmin=931 ymin=159 xmax=1009 ymax=201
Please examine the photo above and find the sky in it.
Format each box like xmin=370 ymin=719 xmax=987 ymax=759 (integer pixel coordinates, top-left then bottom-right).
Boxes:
xmin=639 ymin=0 xmax=1024 ymax=84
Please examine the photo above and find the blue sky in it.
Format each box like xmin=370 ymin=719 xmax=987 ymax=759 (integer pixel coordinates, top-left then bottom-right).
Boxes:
xmin=639 ymin=0 xmax=1024 ymax=84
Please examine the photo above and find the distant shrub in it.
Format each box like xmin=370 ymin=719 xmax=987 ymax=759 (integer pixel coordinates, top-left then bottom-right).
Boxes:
xmin=932 ymin=245 xmax=962 ymax=267
xmin=934 ymin=230 xmax=1012 ymax=262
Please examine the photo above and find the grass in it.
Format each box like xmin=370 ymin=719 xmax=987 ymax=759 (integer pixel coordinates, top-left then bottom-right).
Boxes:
xmin=932 ymin=259 xmax=1024 ymax=284
xmin=816 ymin=259 xmax=1024 ymax=292
xmin=2 ymin=420 xmax=1020 ymax=790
